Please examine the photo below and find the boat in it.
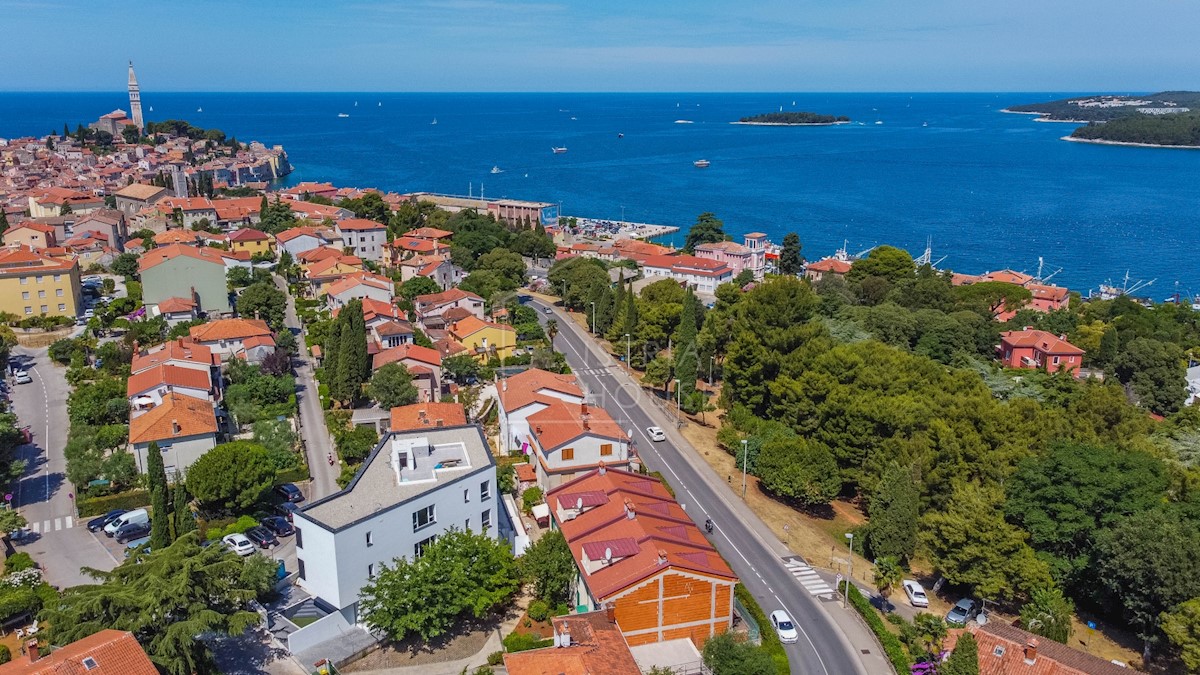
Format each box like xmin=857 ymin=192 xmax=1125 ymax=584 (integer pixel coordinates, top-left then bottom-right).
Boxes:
xmin=875 ymin=120 xmax=883 ymax=125
xmin=431 ymin=118 xmax=437 ymax=125
xmin=354 ymin=101 xmax=358 ymax=107
xmin=149 ymin=106 xmax=153 ymax=112
xmin=337 ymin=113 xmax=350 ymax=118
xmin=570 ymin=116 xmax=577 ymax=120
xmin=490 ymin=166 xmax=503 ymax=174
xmin=378 ymin=102 xmax=382 ymax=107
xmin=617 ymin=133 xmax=624 ymax=138
xmin=922 ymin=121 xmax=928 ymax=127
xmin=1090 ymin=271 xmax=1156 ymax=301
xmin=693 ymin=159 xmax=710 ymax=168
xmin=197 ymin=107 xmax=202 ymax=113
xmin=674 ymin=120 xmax=694 ymax=124
xmin=552 ymin=147 xmax=568 ymax=154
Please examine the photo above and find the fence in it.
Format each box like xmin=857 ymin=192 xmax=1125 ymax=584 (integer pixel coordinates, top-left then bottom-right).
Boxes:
xmin=732 ymin=595 xmax=761 ymax=645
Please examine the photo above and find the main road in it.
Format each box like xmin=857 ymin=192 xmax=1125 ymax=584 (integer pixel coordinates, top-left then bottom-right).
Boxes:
xmin=531 ymin=298 xmax=871 ymax=675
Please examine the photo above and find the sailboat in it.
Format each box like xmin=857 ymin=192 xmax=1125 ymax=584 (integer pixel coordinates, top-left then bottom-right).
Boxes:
xmin=197 ymin=107 xmax=203 ymax=113
xmin=431 ymin=118 xmax=437 ymax=125
xmin=338 ymin=113 xmax=350 ymax=118
xmin=490 ymin=166 xmax=503 ymax=174
xmin=149 ymin=106 xmax=153 ymax=112
xmin=354 ymin=101 xmax=358 ymax=107
xmin=378 ymin=102 xmax=382 ymax=107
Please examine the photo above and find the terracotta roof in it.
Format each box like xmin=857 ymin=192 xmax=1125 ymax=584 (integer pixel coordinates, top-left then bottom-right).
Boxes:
xmin=114 ymin=183 xmax=166 ymax=201
xmin=548 ymin=467 xmax=736 ymax=599
xmin=641 ymin=253 xmax=732 ymax=277
xmin=326 ymin=272 xmax=393 ymax=298
xmin=127 ymin=364 xmax=213 ymax=397
xmin=155 ymin=296 xmax=196 ymax=313
xmin=7 ymin=222 xmax=57 ymax=235
xmin=128 ymin=392 xmax=218 ymax=444
xmin=189 ymin=317 xmax=272 ymax=343
xmin=498 ymin=368 xmax=583 ymax=412
xmin=515 ymin=462 xmax=536 ymax=483
xmin=944 ymin=622 xmax=1134 ymax=675
xmin=414 ymin=287 xmax=483 ymax=309
xmin=434 ymin=337 xmax=468 ymax=357
xmin=449 ymin=315 xmax=515 ymax=339
xmin=372 ymin=343 xmax=443 ymax=370
xmin=228 ymin=227 xmax=270 ymax=242
xmin=981 ymin=269 xmax=1035 ymax=286
xmin=275 ymin=226 xmax=325 ymax=243
xmin=406 ymin=227 xmax=454 ymax=240
xmin=390 ymin=237 xmax=443 ymax=253
xmin=0 ymin=629 xmax=157 ymax=675
xmin=297 ymin=246 xmax=344 ymax=263
xmin=336 ymin=218 xmax=387 ymax=232
xmin=503 ymin=611 xmax=641 ymax=675
xmin=306 ymin=255 xmax=363 ymax=278
xmin=806 ymin=258 xmax=853 ymax=274
xmin=240 ymin=334 xmax=276 ymax=349
xmin=361 ymin=297 xmax=406 ymax=321
xmin=695 ymin=240 xmax=751 ymax=254
xmin=139 ymin=242 xmax=241 ymax=272
xmin=1028 ymin=284 xmax=1069 ymax=302
xmin=442 ymin=307 xmax=474 ymax=322
xmin=0 ymin=245 xmax=76 ymax=275
xmin=374 ymin=319 xmax=413 ymax=337
xmin=528 ymin=399 xmax=628 ymax=452
xmin=131 ymin=339 xmax=217 ymax=373
xmin=390 ymin=402 xmax=467 ymax=431
xmin=1000 ymin=329 xmax=1084 ymax=355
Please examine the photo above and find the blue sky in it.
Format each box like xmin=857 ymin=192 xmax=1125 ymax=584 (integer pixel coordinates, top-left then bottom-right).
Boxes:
xmin=3 ymin=0 xmax=1198 ymax=91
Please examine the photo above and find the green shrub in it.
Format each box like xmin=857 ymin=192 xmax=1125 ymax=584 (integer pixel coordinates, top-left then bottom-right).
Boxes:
xmin=275 ymin=467 xmax=309 ymax=484
xmin=735 ymin=583 xmax=790 ymax=675
xmin=486 ymin=650 xmax=504 ymax=666
xmin=77 ymin=489 xmax=150 ymax=516
xmin=470 ymin=667 xmax=494 ymax=675
xmin=502 ymin=632 xmax=554 ymax=653
xmin=3 ymin=553 xmax=34 ymax=573
xmin=527 ymin=600 xmax=550 ymax=622
xmin=840 ymin=580 xmax=910 ymax=672
xmin=521 ymin=486 xmax=543 ymax=514
xmin=0 ymin=644 xmax=10 ymax=664
xmin=205 ymin=515 xmax=259 ymax=541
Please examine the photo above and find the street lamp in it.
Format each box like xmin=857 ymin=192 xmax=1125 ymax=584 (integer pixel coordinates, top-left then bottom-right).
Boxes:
xmin=590 ymin=301 xmax=596 ymax=335
xmin=709 ymin=355 xmax=715 ymax=387
xmin=674 ymin=379 xmax=681 ymax=414
xmin=740 ymin=439 xmax=748 ymax=498
xmin=624 ymin=333 xmax=631 ymax=365
xmin=843 ymin=532 xmax=854 ymax=608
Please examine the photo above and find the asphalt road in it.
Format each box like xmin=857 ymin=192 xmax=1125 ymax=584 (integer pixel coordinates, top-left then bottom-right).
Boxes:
xmin=531 ymin=298 xmax=867 ymax=675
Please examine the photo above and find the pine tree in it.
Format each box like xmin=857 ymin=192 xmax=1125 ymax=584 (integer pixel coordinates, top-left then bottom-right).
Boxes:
xmin=866 ymin=464 xmax=920 ymax=563
xmin=675 ymin=288 xmax=699 ymax=410
xmin=147 ymin=441 xmax=172 ymax=549
xmin=779 ymin=232 xmax=803 ymax=275
xmin=172 ymin=473 xmax=195 ymax=538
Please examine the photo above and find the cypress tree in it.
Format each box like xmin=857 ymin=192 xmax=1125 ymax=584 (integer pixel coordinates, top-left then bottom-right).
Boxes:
xmin=1098 ymin=326 xmax=1119 ymax=368
xmin=172 ymin=472 xmax=195 ymax=537
xmin=147 ymin=442 xmax=172 ymax=549
xmin=0 ymin=209 xmax=9 ymax=233
xmin=594 ymin=284 xmax=614 ymax=335
xmin=259 ymin=194 xmax=269 ymax=220
xmin=942 ymin=632 xmax=979 ymax=675
xmin=622 ymin=280 xmax=638 ymax=338
xmin=608 ymin=280 xmax=627 ymax=341
xmin=674 ymin=288 xmax=699 ymax=410
xmin=324 ymin=316 xmax=344 ymax=404
xmin=345 ymin=299 xmax=370 ymax=383
xmin=779 ymin=232 xmax=803 ymax=275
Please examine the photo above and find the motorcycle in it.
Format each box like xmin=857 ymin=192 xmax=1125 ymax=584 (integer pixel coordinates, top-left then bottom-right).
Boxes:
xmin=705 ymin=518 xmax=714 ymax=534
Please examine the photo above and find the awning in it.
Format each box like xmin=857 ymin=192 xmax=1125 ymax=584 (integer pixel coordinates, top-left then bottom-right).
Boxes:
xmin=531 ymin=503 xmax=550 ymax=522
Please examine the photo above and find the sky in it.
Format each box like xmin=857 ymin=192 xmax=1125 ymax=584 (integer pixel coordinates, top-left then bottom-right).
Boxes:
xmin=2 ymin=0 xmax=1198 ymax=92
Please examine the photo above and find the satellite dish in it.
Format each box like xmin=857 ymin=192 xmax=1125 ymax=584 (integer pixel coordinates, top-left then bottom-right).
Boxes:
xmin=604 ymin=547 xmax=612 ymax=561
xmin=576 ymin=497 xmax=583 ymax=510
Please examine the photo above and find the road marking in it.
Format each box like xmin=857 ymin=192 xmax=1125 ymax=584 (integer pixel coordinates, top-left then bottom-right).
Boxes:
xmin=543 ymin=302 xmax=832 ymax=675
xmin=785 ymin=559 xmax=837 ymax=598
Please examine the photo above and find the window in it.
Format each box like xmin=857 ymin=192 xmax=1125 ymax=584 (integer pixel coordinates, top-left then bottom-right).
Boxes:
xmin=295 ymin=527 xmax=303 ymax=549
xmin=414 ymin=535 xmax=437 ymax=557
xmin=600 ymin=443 xmax=613 ymax=456
xmin=38 ymin=290 xmax=46 ymax=298
xmin=21 ymin=292 xmax=28 ymax=300
xmin=58 ymin=304 xmax=65 ymax=311
xmin=413 ymin=504 xmax=436 ymax=531
xmin=53 ymin=275 xmax=61 ymax=282
xmin=19 ymin=277 xmax=27 ymax=285
xmin=81 ymin=657 xmax=98 ymax=670
xmin=562 ymin=447 xmax=574 ymax=461
xmin=480 ymin=480 xmax=490 ymax=501
xmin=463 ymin=488 xmax=470 ymax=503
xmin=35 ymin=276 xmax=43 ymax=283
xmin=366 ymin=531 xmax=373 ymax=547
xmin=40 ymin=305 xmax=47 ymax=314
xmin=56 ymin=288 xmax=63 ymax=297
xmin=368 ymin=563 xmax=376 ymax=578
xmin=298 ymin=559 xmax=306 ymax=580
xmin=482 ymin=509 xmax=491 ymax=531
xmin=24 ymin=306 xmax=31 ymax=315
xmin=1052 ymin=356 xmax=1060 ymax=365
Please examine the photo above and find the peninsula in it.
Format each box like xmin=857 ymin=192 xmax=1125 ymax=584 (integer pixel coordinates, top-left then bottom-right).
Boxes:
xmin=1066 ymin=113 xmax=1200 ymax=148
xmin=1004 ymin=91 xmax=1200 ymax=122
xmin=733 ymin=111 xmax=850 ymax=126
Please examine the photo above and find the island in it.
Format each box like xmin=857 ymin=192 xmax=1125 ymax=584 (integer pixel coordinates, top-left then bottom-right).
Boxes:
xmin=1067 ymin=113 xmax=1200 ymax=148
xmin=732 ymin=111 xmax=851 ymax=126
xmin=1004 ymin=91 xmax=1200 ymax=122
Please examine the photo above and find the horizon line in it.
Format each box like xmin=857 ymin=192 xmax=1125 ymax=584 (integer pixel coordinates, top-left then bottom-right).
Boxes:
xmin=0 ymin=89 xmax=1154 ymax=95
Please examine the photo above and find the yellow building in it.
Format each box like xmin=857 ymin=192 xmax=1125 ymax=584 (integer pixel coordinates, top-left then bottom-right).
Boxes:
xmin=228 ymin=227 xmax=275 ymax=257
xmin=0 ymin=245 xmax=83 ymax=318
xmin=448 ymin=316 xmax=517 ymax=363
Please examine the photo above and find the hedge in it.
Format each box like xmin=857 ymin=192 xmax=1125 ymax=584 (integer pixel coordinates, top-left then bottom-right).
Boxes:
xmin=840 ymin=580 xmax=909 ymax=673
xmin=276 ymin=467 xmax=309 ymax=484
xmin=734 ymin=583 xmax=790 ymax=675
xmin=78 ymin=489 xmax=150 ymax=517
xmin=502 ymin=632 xmax=554 ymax=653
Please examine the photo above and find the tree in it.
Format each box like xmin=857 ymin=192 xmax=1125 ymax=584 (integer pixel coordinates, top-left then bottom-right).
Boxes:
xmin=442 ymin=354 xmax=482 ymax=384
xmin=1114 ymin=337 xmax=1187 ymax=414
xmin=146 ymin=441 xmax=172 ymax=550
xmin=1097 ymin=325 xmax=1120 ymax=367
xmin=952 ymin=281 xmax=1032 ymax=317
xmin=545 ymin=319 xmax=558 ymax=350
xmin=755 ymin=438 xmax=841 ymax=507
xmin=474 ymin=248 xmax=526 ymax=288
xmin=873 ymin=556 xmax=903 ymax=612
xmin=519 ymin=530 xmax=576 ymax=604
xmin=398 ymin=276 xmax=441 ymax=300
xmin=359 ymin=529 xmax=519 ymax=642
xmin=1019 ymin=586 xmax=1074 ymax=644
xmin=185 ymin=442 xmax=276 ymax=513
xmin=643 ymin=356 xmax=672 ymax=393
xmin=942 ymin=632 xmax=980 ymax=675
xmin=779 ymin=232 xmax=803 ymax=275
xmin=41 ymin=533 xmax=275 ymax=675
xmin=172 ymin=474 xmax=195 ymax=538
xmin=683 ymin=212 xmax=727 ymax=254
xmin=111 ymin=252 xmax=140 ymax=278
xmin=701 ymin=631 xmax=776 ymax=675
xmin=368 ymin=363 xmax=420 ymax=409
xmin=236 ymin=281 xmax=286 ymax=331
xmin=0 ymin=209 xmax=7 ymax=233
xmin=675 ymin=288 xmax=699 ymax=409
xmin=1162 ymin=597 xmax=1200 ymax=673
xmin=866 ymin=464 xmax=920 ymax=563
xmin=847 ymin=245 xmax=915 ymax=284
xmin=0 ymin=509 xmax=27 ymax=535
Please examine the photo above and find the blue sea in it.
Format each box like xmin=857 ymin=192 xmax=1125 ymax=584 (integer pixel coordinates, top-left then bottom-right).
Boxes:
xmin=3 ymin=92 xmax=1198 ymax=295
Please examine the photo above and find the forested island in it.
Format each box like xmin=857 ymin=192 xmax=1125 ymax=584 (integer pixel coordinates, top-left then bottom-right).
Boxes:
xmin=1069 ymin=113 xmax=1200 ymax=148
xmin=734 ymin=111 xmax=850 ymax=125
xmin=1005 ymin=91 xmax=1200 ymax=121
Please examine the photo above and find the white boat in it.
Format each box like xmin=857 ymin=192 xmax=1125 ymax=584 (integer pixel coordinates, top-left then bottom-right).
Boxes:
xmin=197 ymin=107 xmax=203 ymax=113
xmin=674 ymin=120 xmax=694 ymax=124
xmin=552 ymin=147 xmax=568 ymax=154
xmin=149 ymin=106 xmax=153 ymax=112
xmin=354 ymin=101 xmax=358 ymax=107
xmin=693 ymin=159 xmax=710 ymax=168
xmin=431 ymin=118 xmax=437 ymax=125
xmin=490 ymin=166 xmax=503 ymax=174
xmin=338 ymin=113 xmax=350 ymax=118
xmin=570 ymin=116 xmax=577 ymax=120
xmin=378 ymin=102 xmax=382 ymax=107
xmin=875 ymin=120 xmax=883 ymax=125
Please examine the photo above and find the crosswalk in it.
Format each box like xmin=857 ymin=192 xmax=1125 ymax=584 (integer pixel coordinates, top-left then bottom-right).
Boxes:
xmin=575 ymin=366 xmax=612 ymax=376
xmin=783 ymin=557 xmax=837 ymax=598
xmin=29 ymin=516 xmax=74 ymax=534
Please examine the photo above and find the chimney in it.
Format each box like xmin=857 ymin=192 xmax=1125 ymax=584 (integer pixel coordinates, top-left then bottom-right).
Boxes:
xmin=605 ymin=604 xmax=617 ymax=624
xmin=558 ymin=623 xmax=571 ymax=648
xmin=1024 ymin=638 xmax=1038 ymax=664
xmin=598 ymin=461 xmax=606 ymax=476
xmin=26 ymin=639 xmax=39 ymax=663
xmin=171 ymin=419 xmax=181 ymax=435
xmin=502 ymin=379 xmax=507 ymax=392
xmin=435 ymin=419 xmax=444 ymax=427
xmin=535 ymin=425 xmax=543 ymax=435
xmin=656 ymin=549 xmax=668 ymax=565
xmin=581 ymin=401 xmax=588 ymax=415
xmin=624 ymin=498 xmax=636 ymax=520
xmin=581 ymin=414 xmax=590 ymax=431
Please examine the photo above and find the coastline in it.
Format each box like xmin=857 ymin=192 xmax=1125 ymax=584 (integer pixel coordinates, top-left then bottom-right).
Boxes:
xmin=1034 ymin=117 xmax=1090 ymax=124
xmin=730 ymin=120 xmax=850 ymax=127
xmin=1061 ymin=135 xmax=1200 ymax=150
xmin=999 ymin=108 xmax=1047 ymax=115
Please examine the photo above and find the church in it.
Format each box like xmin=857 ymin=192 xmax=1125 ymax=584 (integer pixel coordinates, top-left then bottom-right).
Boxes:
xmin=88 ymin=62 xmax=145 ymax=137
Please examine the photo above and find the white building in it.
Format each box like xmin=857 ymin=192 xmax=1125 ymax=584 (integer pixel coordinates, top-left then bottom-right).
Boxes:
xmin=497 ymin=368 xmax=585 ymax=455
xmin=293 ymin=425 xmax=504 ymax=625
xmin=335 ymin=218 xmax=388 ymax=262
xmin=640 ymin=254 xmax=734 ymax=294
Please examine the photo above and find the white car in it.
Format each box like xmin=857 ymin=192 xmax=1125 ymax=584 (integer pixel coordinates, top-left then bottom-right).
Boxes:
xmin=223 ymin=533 xmax=256 ymax=557
xmin=646 ymin=426 xmax=666 ymax=442
xmin=770 ymin=610 xmax=799 ymax=644
xmin=903 ymin=579 xmax=929 ymax=608
xmin=14 ymin=374 xmax=32 ymax=385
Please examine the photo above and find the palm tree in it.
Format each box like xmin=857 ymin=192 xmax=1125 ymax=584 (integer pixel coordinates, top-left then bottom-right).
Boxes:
xmin=546 ymin=319 xmax=558 ymax=350
xmin=873 ymin=556 xmax=903 ymax=612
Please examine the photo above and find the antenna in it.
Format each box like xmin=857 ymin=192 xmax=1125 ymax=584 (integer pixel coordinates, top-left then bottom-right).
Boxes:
xmin=604 ymin=547 xmax=612 ymax=562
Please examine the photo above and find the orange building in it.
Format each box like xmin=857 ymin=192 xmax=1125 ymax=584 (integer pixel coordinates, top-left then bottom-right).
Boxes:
xmin=548 ymin=467 xmax=737 ymax=649
xmin=997 ymin=329 xmax=1084 ymax=375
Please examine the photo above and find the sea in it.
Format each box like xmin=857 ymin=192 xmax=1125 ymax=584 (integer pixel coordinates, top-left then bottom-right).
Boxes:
xmin=3 ymin=92 xmax=1198 ymax=296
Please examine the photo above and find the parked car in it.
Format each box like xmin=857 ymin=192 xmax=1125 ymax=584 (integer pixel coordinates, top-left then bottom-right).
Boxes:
xmin=946 ymin=598 xmax=979 ymax=626
xmin=105 ymin=508 xmax=149 ymax=537
xmin=261 ymin=516 xmax=295 ymax=537
xmin=223 ymin=533 xmax=256 ymax=556
xmin=82 ymin=275 xmax=102 ymax=284
xmin=646 ymin=426 xmax=666 ymax=442
xmin=115 ymin=520 xmax=152 ymax=544
xmin=902 ymin=580 xmax=929 ymax=608
xmin=14 ymin=374 xmax=32 ymax=385
xmin=123 ymin=537 xmax=151 ymax=558
xmin=543 ymin=306 xmax=552 ymax=314
xmin=274 ymin=483 xmax=304 ymax=503
xmin=770 ymin=610 xmax=799 ymax=644
xmin=245 ymin=526 xmax=278 ymax=549
xmin=87 ymin=509 xmax=127 ymax=532
xmin=274 ymin=502 xmax=299 ymax=522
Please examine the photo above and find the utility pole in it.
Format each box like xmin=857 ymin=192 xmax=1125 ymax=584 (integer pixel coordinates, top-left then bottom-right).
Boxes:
xmin=740 ymin=439 xmax=748 ymax=498
xmin=843 ymin=532 xmax=854 ymax=608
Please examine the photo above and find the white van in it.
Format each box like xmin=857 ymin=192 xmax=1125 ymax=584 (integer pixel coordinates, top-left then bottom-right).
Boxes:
xmin=104 ymin=508 xmax=148 ymax=537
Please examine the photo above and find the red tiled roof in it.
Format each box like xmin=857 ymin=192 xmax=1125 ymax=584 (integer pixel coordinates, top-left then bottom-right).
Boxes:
xmin=390 ymin=402 xmax=467 ymax=431
xmin=131 ymin=339 xmax=216 ymax=373
xmin=128 ymin=392 xmax=218 ymax=444
xmin=449 ymin=315 xmax=515 ymax=339
xmin=556 ymin=490 xmax=610 ymax=511
xmin=528 ymin=399 xmax=629 ymax=452
xmin=498 ymin=368 xmax=583 ymax=413
xmin=275 ymin=226 xmax=325 ymax=243
xmin=155 ymin=296 xmax=196 ymax=313
xmin=0 ymin=246 xmax=76 ymax=275
xmin=1000 ymin=329 xmax=1084 ymax=355
xmin=515 ymin=463 xmax=537 ymax=483
xmin=503 ymin=611 xmax=641 ymax=675
xmin=189 ymin=317 xmax=272 ymax=343
xmin=126 ymin=364 xmax=212 ymax=397
xmin=406 ymin=227 xmax=454 ymax=240
xmin=336 ymin=218 xmax=386 ymax=231
xmin=139 ymin=242 xmax=244 ymax=272
xmin=806 ymin=258 xmax=853 ymax=274
xmin=228 ymin=227 xmax=270 ymax=242
xmin=0 ymin=629 xmax=157 ymax=675
xmin=325 ymin=272 xmax=393 ymax=298
xmin=641 ymin=253 xmax=732 ymax=277
xmin=297 ymin=246 xmax=343 ymax=263
xmin=415 ymin=287 xmax=483 ymax=309
xmin=944 ymin=622 xmax=1133 ymax=675
xmin=372 ymin=343 xmax=443 ymax=370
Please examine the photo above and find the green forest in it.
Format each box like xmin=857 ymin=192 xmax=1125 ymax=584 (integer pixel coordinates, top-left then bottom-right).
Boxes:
xmin=738 ymin=112 xmax=850 ymax=124
xmin=1007 ymin=91 xmax=1200 ymax=121
xmin=1071 ymin=113 xmax=1200 ymax=146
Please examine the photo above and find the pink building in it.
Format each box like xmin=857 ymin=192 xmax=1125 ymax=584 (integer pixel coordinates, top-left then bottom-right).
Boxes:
xmin=694 ymin=233 xmax=768 ymax=280
xmin=997 ymin=329 xmax=1084 ymax=375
